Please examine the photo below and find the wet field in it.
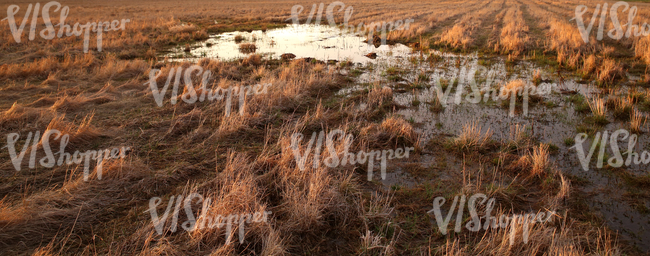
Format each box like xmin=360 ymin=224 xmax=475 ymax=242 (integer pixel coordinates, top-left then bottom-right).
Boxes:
xmin=165 ymin=24 xmax=650 ymax=251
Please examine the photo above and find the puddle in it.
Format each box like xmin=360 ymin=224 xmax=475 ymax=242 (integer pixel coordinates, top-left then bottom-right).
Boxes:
xmin=375 ymin=54 xmax=650 ymax=250
xmin=166 ymin=24 xmax=650 ymax=251
xmin=165 ymin=24 xmax=412 ymax=63
xmin=351 ymin=51 xmax=650 ymax=250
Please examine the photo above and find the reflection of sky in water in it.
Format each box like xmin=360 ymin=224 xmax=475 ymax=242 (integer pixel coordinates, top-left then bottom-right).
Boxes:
xmin=167 ymin=24 xmax=412 ymax=63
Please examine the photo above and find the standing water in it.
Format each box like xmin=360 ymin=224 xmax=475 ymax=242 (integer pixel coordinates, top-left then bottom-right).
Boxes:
xmin=164 ymin=24 xmax=650 ymax=251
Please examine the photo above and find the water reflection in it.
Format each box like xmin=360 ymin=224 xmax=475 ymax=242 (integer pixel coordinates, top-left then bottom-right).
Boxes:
xmin=166 ymin=24 xmax=412 ymax=63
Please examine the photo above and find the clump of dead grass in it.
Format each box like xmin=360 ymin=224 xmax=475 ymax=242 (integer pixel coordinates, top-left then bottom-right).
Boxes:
xmin=597 ymin=59 xmax=624 ymax=84
xmin=169 ymin=24 xmax=198 ymax=33
xmin=582 ymin=54 xmax=597 ymax=75
xmin=587 ymin=97 xmax=608 ymax=125
xmin=0 ymin=103 xmax=54 ymax=132
xmin=238 ymin=43 xmax=257 ymax=54
xmin=359 ymin=115 xmax=418 ymax=148
xmin=42 ymin=114 xmax=102 ymax=149
xmin=530 ymin=144 xmax=550 ymax=177
xmin=367 ymin=86 xmax=393 ymax=108
xmin=634 ymin=36 xmax=650 ymax=65
xmin=611 ymin=96 xmax=633 ymax=121
xmin=450 ymin=120 xmax=493 ymax=152
xmin=630 ymin=110 xmax=647 ymax=133
xmin=499 ymin=7 xmax=530 ymax=55
xmin=242 ymin=54 xmax=262 ymax=66
xmin=437 ymin=219 xmax=620 ymax=256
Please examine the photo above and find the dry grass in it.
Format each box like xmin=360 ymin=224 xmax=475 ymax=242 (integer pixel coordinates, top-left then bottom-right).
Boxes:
xmin=587 ymin=97 xmax=606 ymax=118
xmin=427 ymin=89 xmax=445 ymax=113
xmin=238 ymin=43 xmax=257 ymax=53
xmin=582 ymin=54 xmax=597 ymax=75
xmin=498 ymin=5 xmax=530 ymax=55
xmin=451 ymin=120 xmax=493 ymax=152
xmin=437 ymin=220 xmax=620 ymax=256
xmin=530 ymin=144 xmax=550 ymax=177
xmin=234 ymin=34 xmax=246 ymax=43
xmin=612 ymin=96 xmax=633 ymax=121
xmin=359 ymin=115 xmax=418 ymax=148
xmin=242 ymin=54 xmax=262 ymax=66
xmin=499 ymin=79 xmax=534 ymax=104
xmin=597 ymin=59 xmax=624 ymax=83
xmin=503 ymin=79 xmax=526 ymax=95
xmin=169 ymin=24 xmax=198 ymax=33
xmin=630 ymin=110 xmax=647 ymax=133
xmin=635 ymin=36 xmax=650 ymax=66
xmin=43 ymin=114 xmax=101 ymax=148
xmin=506 ymin=123 xmax=528 ymax=151
xmin=0 ymin=0 xmax=640 ymax=254
xmin=367 ymin=86 xmax=393 ymax=108
xmin=0 ymin=103 xmax=54 ymax=132
xmin=439 ymin=1 xmax=497 ymax=49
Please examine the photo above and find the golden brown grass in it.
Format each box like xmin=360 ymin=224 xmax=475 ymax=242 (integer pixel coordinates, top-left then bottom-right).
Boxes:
xmin=611 ymin=96 xmax=634 ymax=121
xmin=530 ymin=144 xmax=550 ymax=177
xmin=0 ymin=0 xmax=641 ymax=254
xmin=451 ymin=120 xmax=493 ymax=151
xmin=498 ymin=5 xmax=530 ymax=55
xmin=503 ymin=79 xmax=525 ymax=94
xmin=587 ymin=97 xmax=606 ymax=118
xmin=597 ymin=58 xmax=624 ymax=83
xmin=439 ymin=1 xmax=500 ymax=49
xmin=367 ymin=86 xmax=393 ymax=109
xmin=582 ymin=54 xmax=597 ymax=75
xmin=635 ymin=36 xmax=650 ymax=66
xmin=437 ymin=220 xmax=620 ymax=256
xmin=242 ymin=54 xmax=262 ymax=66
xmin=359 ymin=115 xmax=418 ymax=148
xmin=238 ymin=43 xmax=257 ymax=53
xmin=630 ymin=110 xmax=647 ymax=133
